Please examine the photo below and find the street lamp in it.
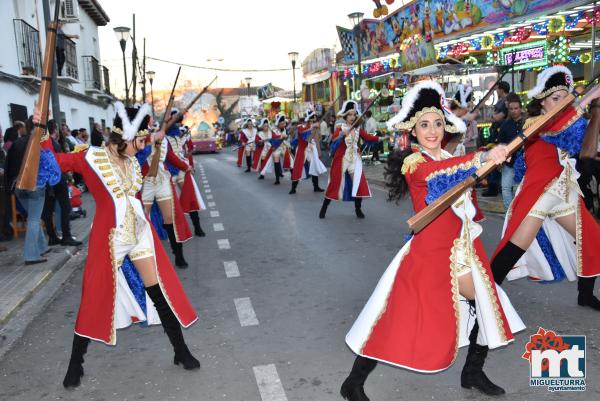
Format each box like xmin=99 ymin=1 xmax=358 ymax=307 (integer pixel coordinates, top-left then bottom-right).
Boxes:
xmin=288 ymin=51 xmax=299 ymax=104
xmin=207 ymin=57 xmax=223 ymax=87
xmin=348 ymin=12 xmax=364 ymax=109
xmin=113 ymin=26 xmax=131 ymax=105
xmin=244 ymin=76 xmax=252 ymax=97
xmin=147 ymin=70 xmax=155 ymax=118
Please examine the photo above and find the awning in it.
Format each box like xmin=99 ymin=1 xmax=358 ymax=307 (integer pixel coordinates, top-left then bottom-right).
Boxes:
xmin=303 ymin=71 xmax=331 ymax=85
xmin=261 ymin=96 xmax=294 ymax=104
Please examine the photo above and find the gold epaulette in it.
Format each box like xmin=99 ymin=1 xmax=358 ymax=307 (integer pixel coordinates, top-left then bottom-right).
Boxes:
xmin=72 ymin=144 xmax=89 ymax=153
xmin=523 ymin=116 xmax=541 ymax=130
xmin=401 ymin=152 xmax=426 ymax=175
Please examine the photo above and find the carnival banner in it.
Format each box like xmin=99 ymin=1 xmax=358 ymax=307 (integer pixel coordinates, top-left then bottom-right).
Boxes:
xmin=337 ymin=0 xmax=580 ymax=64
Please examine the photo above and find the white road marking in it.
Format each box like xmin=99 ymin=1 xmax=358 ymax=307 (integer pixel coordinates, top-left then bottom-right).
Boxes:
xmin=217 ymin=239 xmax=230 ymax=250
xmin=206 ymin=195 xmax=213 ymax=200
xmin=210 ymin=210 xmax=220 ymax=218
xmin=213 ymin=223 xmax=224 ymax=231
xmin=202 ymin=180 xmax=208 ymax=183
xmin=253 ymin=364 xmax=288 ymax=401
xmin=204 ymin=185 xmax=210 ymax=189
xmin=208 ymin=202 xmax=216 ymax=207
xmin=234 ymin=297 xmax=259 ymax=326
xmin=205 ymin=189 xmax=212 ymax=193
xmin=223 ymin=260 xmax=240 ymax=278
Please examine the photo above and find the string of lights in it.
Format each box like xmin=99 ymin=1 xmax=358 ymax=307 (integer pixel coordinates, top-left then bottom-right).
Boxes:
xmin=146 ymin=56 xmax=300 ymax=72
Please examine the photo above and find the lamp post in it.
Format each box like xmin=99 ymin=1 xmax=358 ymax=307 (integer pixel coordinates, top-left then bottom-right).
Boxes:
xmin=113 ymin=26 xmax=131 ymax=105
xmin=288 ymin=51 xmax=299 ymax=104
xmin=147 ymin=70 xmax=155 ymax=119
xmin=207 ymin=57 xmax=223 ymax=87
xmin=244 ymin=76 xmax=252 ymax=97
xmin=348 ymin=12 xmax=364 ymax=109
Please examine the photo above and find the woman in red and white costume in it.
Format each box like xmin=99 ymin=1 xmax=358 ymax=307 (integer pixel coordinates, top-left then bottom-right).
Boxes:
xmin=37 ymin=103 xmax=200 ymax=389
xmin=252 ymin=118 xmax=268 ymax=173
xmin=137 ymin=113 xmax=193 ymax=268
xmin=256 ymin=118 xmax=272 ymax=179
xmin=340 ymin=81 xmax=524 ymax=401
xmin=289 ymin=110 xmax=327 ymax=194
xmin=490 ymin=65 xmax=600 ymax=311
xmin=165 ymin=117 xmax=206 ymax=238
xmin=239 ymin=117 xmax=257 ymax=172
xmin=260 ymin=114 xmax=293 ymax=185
xmin=319 ymin=100 xmax=384 ymax=219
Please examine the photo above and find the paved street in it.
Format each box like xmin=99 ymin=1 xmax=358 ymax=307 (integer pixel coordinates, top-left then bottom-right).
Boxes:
xmin=0 ymin=152 xmax=598 ymax=401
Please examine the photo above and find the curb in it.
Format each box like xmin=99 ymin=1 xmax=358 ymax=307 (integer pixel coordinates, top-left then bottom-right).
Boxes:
xmin=0 ymin=235 xmax=90 ymax=360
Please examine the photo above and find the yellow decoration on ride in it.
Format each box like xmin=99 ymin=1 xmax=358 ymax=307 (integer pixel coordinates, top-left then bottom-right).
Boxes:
xmin=548 ymin=16 xmax=565 ymax=33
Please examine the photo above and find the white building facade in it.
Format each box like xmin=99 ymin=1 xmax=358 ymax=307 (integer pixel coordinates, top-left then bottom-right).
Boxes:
xmin=0 ymin=0 xmax=114 ymax=134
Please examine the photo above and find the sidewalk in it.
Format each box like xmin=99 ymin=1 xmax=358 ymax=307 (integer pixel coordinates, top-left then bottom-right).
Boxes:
xmin=362 ymin=162 xmax=505 ymax=214
xmin=0 ymin=193 xmax=94 ymax=356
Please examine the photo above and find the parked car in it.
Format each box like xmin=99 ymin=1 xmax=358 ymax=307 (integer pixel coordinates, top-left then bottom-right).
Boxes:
xmin=191 ymin=122 xmax=220 ymax=153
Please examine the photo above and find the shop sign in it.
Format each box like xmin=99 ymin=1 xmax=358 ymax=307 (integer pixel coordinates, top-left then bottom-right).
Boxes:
xmin=337 ymin=0 xmax=577 ymax=64
xmin=500 ymin=40 xmax=548 ymax=71
xmin=302 ymin=49 xmax=332 ymax=77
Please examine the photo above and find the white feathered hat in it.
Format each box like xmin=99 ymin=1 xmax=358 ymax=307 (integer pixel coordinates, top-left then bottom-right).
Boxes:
xmin=113 ymin=102 xmax=152 ymax=140
xmin=274 ymin=114 xmax=286 ymax=125
xmin=386 ymin=80 xmax=466 ymax=134
xmin=528 ymin=65 xmax=573 ymax=99
xmin=257 ymin=117 xmax=270 ymax=128
xmin=337 ymin=100 xmax=360 ymax=117
xmin=304 ymin=109 xmax=316 ymax=122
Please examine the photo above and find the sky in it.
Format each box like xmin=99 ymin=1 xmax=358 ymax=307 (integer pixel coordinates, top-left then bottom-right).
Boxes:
xmin=97 ymin=0 xmax=396 ymax=100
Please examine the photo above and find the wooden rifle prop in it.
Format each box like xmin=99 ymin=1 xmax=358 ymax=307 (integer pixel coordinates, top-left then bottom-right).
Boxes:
xmin=16 ymin=0 xmax=61 ymax=190
xmin=407 ymin=71 xmax=600 ymax=233
xmin=146 ymin=67 xmax=181 ymax=177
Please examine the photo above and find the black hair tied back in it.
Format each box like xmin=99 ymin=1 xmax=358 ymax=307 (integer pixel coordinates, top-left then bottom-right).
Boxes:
xmin=384 ymin=147 xmax=413 ymax=202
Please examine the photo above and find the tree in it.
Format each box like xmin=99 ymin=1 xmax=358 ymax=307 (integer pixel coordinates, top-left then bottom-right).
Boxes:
xmin=215 ymin=89 xmax=239 ymax=129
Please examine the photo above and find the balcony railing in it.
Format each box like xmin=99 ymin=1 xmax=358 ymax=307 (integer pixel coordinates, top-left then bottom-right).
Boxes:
xmin=101 ymin=65 xmax=111 ymax=94
xmin=13 ymin=19 xmax=42 ymax=77
xmin=83 ymin=55 xmax=101 ymax=91
xmin=61 ymin=37 xmax=79 ymax=81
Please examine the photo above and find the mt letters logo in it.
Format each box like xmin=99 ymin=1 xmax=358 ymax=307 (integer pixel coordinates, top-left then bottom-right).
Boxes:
xmin=522 ymin=327 xmax=586 ymax=392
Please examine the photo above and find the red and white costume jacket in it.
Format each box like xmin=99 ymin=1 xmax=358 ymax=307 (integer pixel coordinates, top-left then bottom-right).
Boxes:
xmin=290 ymin=123 xmax=327 ymax=182
xmin=259 ymin=127 xmax=293 ymax=175
xmin=41 ymin=141 xmax=197 ymax=344
xmin=236 ymin=128 xmax=257 ymax=166
xmin=325 ymin=124 xmax=379 ymax=201
xmin=497 ymin=106 xmax=600 ymax=281
xmin=139 ymin=140 xmax=192 ymax=242
xmin=346 ymin=149 xmax=524 ymax=372
xmin=252 ymin=130 xmax=269 ymax=171
xmin=166 ymin=136 xmax=206 ymax=214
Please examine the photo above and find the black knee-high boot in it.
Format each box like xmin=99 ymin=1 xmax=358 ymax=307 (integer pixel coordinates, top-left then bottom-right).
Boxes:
xmin=274 ymin=162 xmax=282 ymax=185
xmin=245 ymin=155 xmax=252 ymax=172
xmin=163 ymin=224 xmax=188 ymax=268
xmin=289 ymin=180 xmax=298 ymax=194
xmin=189 ymin=211 xmax=205 ymax=237
xmin=312 ymin=175 xmax=324 ymax=192
xmin=354 ymin=198 xmax=365 ymax=218
xmin=490 ymin=241 xmax=525 ymax=284
xmin=319 ymin=198 xmax=331 ymax=219
xmin=578 ymin=276 xmax=600 ymax=310
xmin=340 ymin=355 xmax=377 ymax=401
xmin=461 ymin=307 xmax=505 ymax=396
xmin=63 ymin=334 xmax=90 ymax=388
xmin=146 ymin=284 xmax=200 ymax=370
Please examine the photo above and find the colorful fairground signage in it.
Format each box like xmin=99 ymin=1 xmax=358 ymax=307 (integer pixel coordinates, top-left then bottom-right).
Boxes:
xmin=500 ymin=40 xmax=548 ymax=71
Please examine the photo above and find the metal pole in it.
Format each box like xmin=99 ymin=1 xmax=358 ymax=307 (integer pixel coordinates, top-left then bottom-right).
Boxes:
xmin=593 ymin=1 xmax=597 ymax=77
xmin=120 ymin=41 xmax=129 ymax=105
xmin=142 ymin=37 xmax=146 ymax=102
xmin=292 ymin=60 xmax=297 ymax=103
xmin=131 ymin=14 xmax=137 ymax=104
xmin=150 ymin=80 xmax=155 ymax=119
xmin=355 ymin=24 xmax=363 ymax=111
xmin=42 ymin=0 xmax=61 ymax=127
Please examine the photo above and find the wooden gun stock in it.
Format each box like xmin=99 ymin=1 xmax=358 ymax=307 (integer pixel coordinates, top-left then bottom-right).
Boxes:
xmin=407 ymin=92 xmax=577 ymax=233
xmin=16 ymin=1 xmax=60 ymax=191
